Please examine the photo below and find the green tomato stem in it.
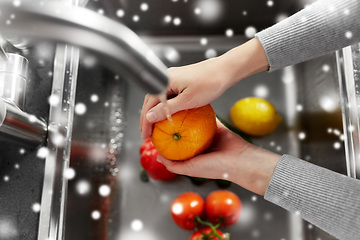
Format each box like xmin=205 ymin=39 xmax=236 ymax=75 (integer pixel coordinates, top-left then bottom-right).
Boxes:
xmin=195 ymin=215 xmax=228 ymax=240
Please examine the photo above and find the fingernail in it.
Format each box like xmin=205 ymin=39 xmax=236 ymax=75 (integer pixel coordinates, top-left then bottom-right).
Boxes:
xmin=157 ymin=157 xmax=163 ymax=164
xmin=146 ymin=112 xmax=157 ymax=122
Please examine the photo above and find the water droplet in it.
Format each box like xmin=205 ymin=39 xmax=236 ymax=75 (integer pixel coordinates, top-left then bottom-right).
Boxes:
xmin=140 ymin=3 xmax=148 ymax=11
xmin=116 ymin=9 xmax=125 ymax=17
xmin=75 ymin=103 xmax=87 ymax=115
xmin=99 ymin=185 xmax=111 ymax=197
xmin=91 ymin=210 xmax=101 ymax=220
xmin=173 ymin=17 xmax=181 ymax=26
xmin=131 ymin=219 xmax=143 ymax=231
xmin=225 ymin=28 xmax=234 ymax=37
xmin=205 ymin=48 xmax=217 ymax=59
xmin=245 ymin=26 xmax=257 ymax=38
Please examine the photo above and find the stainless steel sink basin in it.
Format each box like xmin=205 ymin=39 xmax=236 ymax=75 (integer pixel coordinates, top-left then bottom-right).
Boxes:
xmin=61 ymin=36 xmax=345 ymax=240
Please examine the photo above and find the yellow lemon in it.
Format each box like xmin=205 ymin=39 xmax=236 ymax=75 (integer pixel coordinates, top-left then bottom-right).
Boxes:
xmin=230 ymin=97 xmax=282 ymax=136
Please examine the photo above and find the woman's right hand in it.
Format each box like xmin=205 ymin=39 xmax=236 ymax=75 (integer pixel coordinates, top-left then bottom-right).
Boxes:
xmin=140 ymin=38 xmax=269 ymax=139
xmin=140 ymin=56 xmax=235 ymax=139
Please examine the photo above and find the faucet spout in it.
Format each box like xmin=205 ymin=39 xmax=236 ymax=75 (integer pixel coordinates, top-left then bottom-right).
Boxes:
xmin=0 ymin=0 xmax=168 ymax=94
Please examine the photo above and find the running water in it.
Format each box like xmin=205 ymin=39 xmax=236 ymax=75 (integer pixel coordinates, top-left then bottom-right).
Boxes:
xmin=159 ymin=92 xmax=173 ymax=125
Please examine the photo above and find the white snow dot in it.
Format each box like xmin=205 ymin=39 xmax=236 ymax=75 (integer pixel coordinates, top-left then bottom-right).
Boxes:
xmin=344 ymin=9 xmax=350 ymax=15
xmin=340 ymin=134 xmax=345 ymax=141
xmin=173 ymin=17 xmax=181 ymax=26
xmin=333 ymin=129 xmax=341 ymax=136
xmin=295 ymin=211 xmax=301 ymax=216
xmin=270 ymin=141 xmax=275 ymax=146
xmin=104 ymin=102 xmax=109 ymax=107
xmin=13 ymin=0 xmax=21 ymax=7
xmin=140 ymin=3 xmax=148 ymax=11
xmin=245 ymin=26 xmax=257 ymax=38
xmin=90 ymin=94 xmax=99 ymax=103
xmin=29 ymin=115 xmax=36 ymax=123
xmin=298 ymin=132 xmax=306 ymax=140
xmin=251 ymin=229 xmax=260 ymax=238
xmin=194 ymin=8 xmax=201 ymax=15
xmin=116 ymin=9 xmax=125 ymax=17
xmin=296 ymin=104 xmax=303 ymax=111
xmin=14 ymin=164 xmax=20 ymax=169
xmin=334 ymin=142 xmax=341 ymax=149
xmin=172 ymin=203 xmax=183 ymax=215
xmin=276 ymin=146 xmax=282 ymax=151
xmin=64 ymin=168 xmax=76 ymax=179
xmin=223 ymin=173 xmax=229 ymax=179
xmin=91 ymin=210 xmax=101 ymax=220
xmin=51 ymin=133 xmax=64 ymax=147
xmin=327 ymin=128 xmax=333 ymax=133
xmin=76 ymin=180 xmax=91 ymax=195
xmin=75 ymin=103 xmax=87 ymax=115
xmin=254 ymin=85 xmax=269 ymax=98
xmin=322 ymin=64 xmax=330 ymax=72
xmin=264 ymin=212 xmax=272 ymax=221
xmin=205 ymin=49 xmax=217 ymax=59
xmin=37 ymin=147 xmax=49 ymax=158
xmin=319 ymin=96 xmax=337 ymax=112
xmin=164 ymin=15 xmax=172 ymax=23
xmin=99 ymin=185 xmax=111 ymax=197
xmin=32 ymin=203 xmax=41 ymax=213
xmin=345 ymin=31 xmax=353 ymax=39
xmin=349 ymin=125 xmax=355 ymax=132
xmin=19 ymin=148 xmax=25 ymax=154
xmin=251 ymin=195 xmax=257 ymax=202
xmin=10 ymin=14 xmax=15 ymax=19
xmin=242 ymin=11 xmax=247 ymax=16
xmin=164 ymin=47 xmax=180 ymax=63
xmin=200 ymin=38 xmax=208 ymax=45
xmin=131 ymin=219 xmax=143 ymax=231
xmin=267 ymin=0 xmax=274 ymax=7
xmin=225 ymin=29 xmax=234 ymax=37
xmin=276 ymin=13 xmax=288 ymax=23
xmin=4 ymin=176 xmax=9 ymax=182
xmin=133 ymin=15 xmax=140 ymax=22
xmin=308 ymin=224 xmax=313 ymax=229
xmin=97 ymin=9 xmax=104 ymax=15
xmin=48 ymin=95 xmax=60 ymax=106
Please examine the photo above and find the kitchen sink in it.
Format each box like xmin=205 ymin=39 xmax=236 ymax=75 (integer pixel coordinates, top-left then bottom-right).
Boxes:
xmin=61 ymin=36 xmax=345 ymax=240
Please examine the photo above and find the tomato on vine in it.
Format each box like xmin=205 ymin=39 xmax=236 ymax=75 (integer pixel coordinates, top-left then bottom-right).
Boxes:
xmin=205 ymin=190 xmax=242 ymax=226
xmin=190 ymin=227 xmax=225 ymax=240
xmin=171 ymin=192 xmax=205 ymax=230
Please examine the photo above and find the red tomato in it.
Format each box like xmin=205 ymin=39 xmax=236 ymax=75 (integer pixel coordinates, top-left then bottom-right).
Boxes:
xmin=171 ymin=192 xmax=204 ymax=230
xmin=140 ymin=148 xmax=177 ymax=181
xmin=190 ymin=227 xmax=225 ymax=240
xmin=205 ymin=190 xmax=242 ymax=226
xmin=140 ymin=138 xmax=155 ymax=154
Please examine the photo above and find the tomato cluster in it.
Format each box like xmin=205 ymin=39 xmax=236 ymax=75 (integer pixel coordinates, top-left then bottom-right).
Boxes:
xmin=171 ymin=191 xmax=242 ymax=240
xmin=139 ymin=138 xmax=177 ymax=181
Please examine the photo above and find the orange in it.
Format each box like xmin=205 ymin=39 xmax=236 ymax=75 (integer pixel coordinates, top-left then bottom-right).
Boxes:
xmin=151 ymin=104 xmax=217 ymax=161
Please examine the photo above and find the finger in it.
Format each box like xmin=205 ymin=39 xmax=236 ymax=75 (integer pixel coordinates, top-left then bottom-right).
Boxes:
xmin=141 ymin=95 xmax=161 ymax=139
xmin=139 ymin=94 xmax=150 ymax=131
xmin=157 ymin=155 xmax=193 ymax=176
xmin=157 ymin=153 xmax=212 ymax=177
xmin=145 ymin=91 xmax=195 ymax=124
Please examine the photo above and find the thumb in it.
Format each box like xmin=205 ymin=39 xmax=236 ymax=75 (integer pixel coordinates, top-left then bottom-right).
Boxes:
xmin=146 ymin=93 xmax=193 ymax=123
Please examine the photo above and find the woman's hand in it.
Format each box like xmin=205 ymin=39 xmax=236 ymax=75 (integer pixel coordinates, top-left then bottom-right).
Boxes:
xmin=157 ymin=120 xmax=280 ymax=196
xmin=140 ymin=38 xmax=269 ymax=139
xmin=140 ymin=57 xmax=233 ymax=139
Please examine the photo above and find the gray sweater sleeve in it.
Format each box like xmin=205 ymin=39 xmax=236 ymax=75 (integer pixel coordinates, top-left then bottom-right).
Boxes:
xmin=256 ymin=0 xmax=360 ymax=71
xmin=265 ymin=155 xmax=360 ymax=240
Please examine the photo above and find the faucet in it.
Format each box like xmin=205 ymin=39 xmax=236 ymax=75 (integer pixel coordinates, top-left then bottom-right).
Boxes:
xmin=0 ymin=0 xmax=169 ymax=148
xmin=0 ymin=0 xmax=169 ymax=94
